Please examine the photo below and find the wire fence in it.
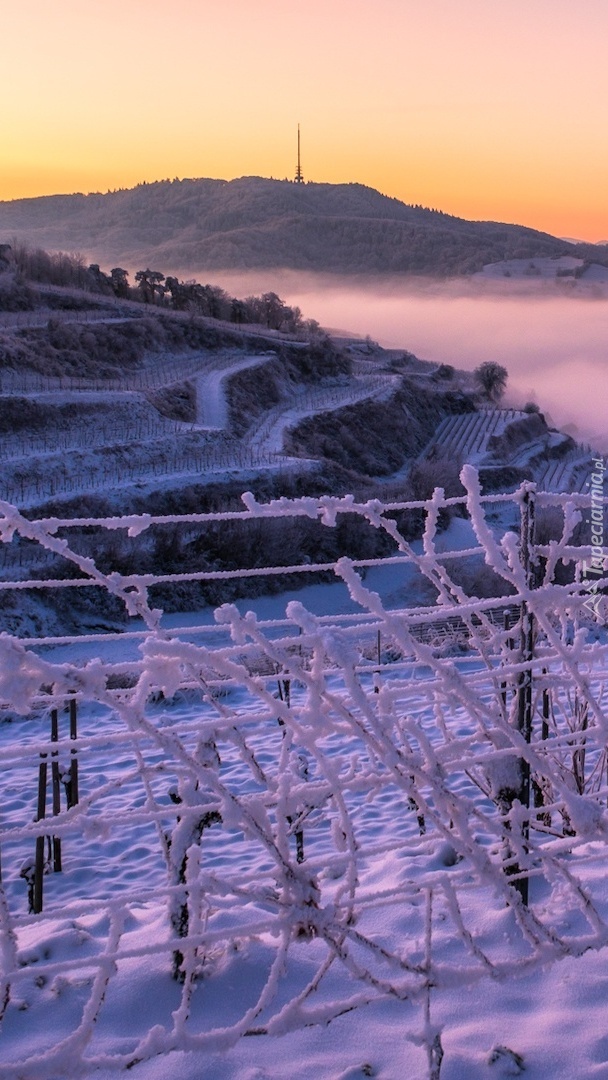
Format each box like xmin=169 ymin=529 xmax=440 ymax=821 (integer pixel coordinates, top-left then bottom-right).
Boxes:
xmin=0 ymin=471 xmax=606 ymax=1076
xmin=0 ymin=307 xmax=134 ymax=331
xmin=0 ymin=348 xmax=247 ymax=394
xmin=0 ymin=440 xmax=309 ymax=512
xmin=0 ymin=374 xmax=389 ymax=509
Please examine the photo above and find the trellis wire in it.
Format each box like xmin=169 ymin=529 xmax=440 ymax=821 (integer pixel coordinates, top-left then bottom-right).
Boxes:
xmin=0 ymin=469 xmax=606 ymax=1076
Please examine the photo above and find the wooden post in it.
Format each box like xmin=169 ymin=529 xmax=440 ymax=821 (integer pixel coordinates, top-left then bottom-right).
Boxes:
xmin=517 ymin=486 xmax=536 ymax=787
xmin=68 ymin=698 xmax=79 ymax=808
xmin=33 ymin=753 xmax=48 ymax=915
xmin=541 ymin=678 xmax=550 ymax=743
xmin=277 ymin=678 xmax=291 ymax=709
xmin=277 ymin=678 xmax=304 ymax=860
xmin=513 ymin=484 xmax=537 ymax=904
xmin=294 ymin=823 xmax=305 ymax=864
xmin=533 ymin=672 xmax=552 ymax=828
xmin=50 ymin=709 xmax=62 ymax=872
xmin=572 ymin=692 xmax=589 ymax=795
xmin=500 ymin=610 xmax=512 ymax=711
xmin=373 ymin=629 xmax=382 ymax=694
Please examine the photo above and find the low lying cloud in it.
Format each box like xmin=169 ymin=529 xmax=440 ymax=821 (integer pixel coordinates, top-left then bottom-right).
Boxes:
xmin=316 ymin=283 xmax=608 ymax=447
xmin=174 ymin=269 xmax=608 ymax=447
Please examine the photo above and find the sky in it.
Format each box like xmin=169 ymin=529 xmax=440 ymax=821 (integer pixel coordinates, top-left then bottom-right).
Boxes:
xmin=2 ymin=0 xmax=608 ymax=241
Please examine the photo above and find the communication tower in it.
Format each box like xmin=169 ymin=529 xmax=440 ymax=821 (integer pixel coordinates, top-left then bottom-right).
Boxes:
xmin=294 ymin=124 xmax=304 ymax=184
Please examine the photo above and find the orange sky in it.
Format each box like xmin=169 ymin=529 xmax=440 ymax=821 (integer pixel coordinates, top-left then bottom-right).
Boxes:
xmin=2 ymin=0 xmax=608 ymax=241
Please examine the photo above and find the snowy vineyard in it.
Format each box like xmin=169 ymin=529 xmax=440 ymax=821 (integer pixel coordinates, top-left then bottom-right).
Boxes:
xmin=0 ymin=467 xmax=607 ymax=1077
xmin=0 ymin=366 xmax=388 ymax=509
xmin=0 ymin=438 xmax=291 ymax=511
xmin=0 ymin=347 xmax=253 ymax=395
xmin=427 ymin=409 xmax=595 ymax=495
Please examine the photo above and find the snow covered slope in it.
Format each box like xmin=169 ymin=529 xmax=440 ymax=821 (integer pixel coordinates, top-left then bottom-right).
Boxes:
xmin=0 ymin=473 xmax=607 ymax=1078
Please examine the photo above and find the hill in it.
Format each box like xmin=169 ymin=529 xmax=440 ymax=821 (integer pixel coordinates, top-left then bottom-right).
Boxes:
xmin=1 ymin=176 xmax=606 ymax=276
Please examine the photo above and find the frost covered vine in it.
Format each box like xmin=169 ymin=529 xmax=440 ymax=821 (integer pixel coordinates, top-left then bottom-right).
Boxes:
xmin=0 ymin=472 xmax=606 ymax=1076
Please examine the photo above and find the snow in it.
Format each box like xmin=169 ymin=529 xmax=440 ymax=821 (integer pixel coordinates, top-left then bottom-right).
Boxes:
xmin=472 ymin=256 xmax=608 ymax=288
xmin=0 ymin=349 xmax=394 ymax=510
xmin=194 ymin=354 xmax=272 ymax=428
xmin=248 ymin=376 xmax=394 ymax=456
xmin=474 ymin=256 xmax=585 ymax=280
xmin=0 ymin=475 xmax=607 ymax=1078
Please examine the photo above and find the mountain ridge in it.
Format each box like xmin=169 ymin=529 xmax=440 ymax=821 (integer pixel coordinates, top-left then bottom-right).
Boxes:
xmin=0 ymin=176 xmax=606 ymax=277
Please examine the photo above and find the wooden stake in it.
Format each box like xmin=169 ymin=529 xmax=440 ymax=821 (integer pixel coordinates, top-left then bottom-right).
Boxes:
xmin=68 ymin=698 xmax=79 ymax=808
xmin=533 ymin=671 xmax=552 ymax=827
xmin=33 ymin=754 xmax=47 ymax=915
xmin=51 ymin=709 xmax=62 ymax=872
xmin=512 ymin=484 xmax=537 ymax=904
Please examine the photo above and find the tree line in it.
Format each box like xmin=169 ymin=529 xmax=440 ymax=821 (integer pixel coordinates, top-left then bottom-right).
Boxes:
xmin=4 ymin=242 xmax=320 ymax=335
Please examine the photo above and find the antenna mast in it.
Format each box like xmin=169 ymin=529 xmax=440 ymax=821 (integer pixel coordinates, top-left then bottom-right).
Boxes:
xmin=294 ymin=124 xmax=304 ymax=184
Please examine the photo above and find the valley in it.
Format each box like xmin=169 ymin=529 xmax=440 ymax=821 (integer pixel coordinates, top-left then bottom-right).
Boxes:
xmin=0 ymin=245 xmax=606 ymax=1080
xmin=0 ymin=257 xmax=599 ymax=642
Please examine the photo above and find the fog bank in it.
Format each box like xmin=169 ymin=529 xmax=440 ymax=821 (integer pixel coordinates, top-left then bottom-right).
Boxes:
xmin=178 ymin=270 xmax=608 ymax=447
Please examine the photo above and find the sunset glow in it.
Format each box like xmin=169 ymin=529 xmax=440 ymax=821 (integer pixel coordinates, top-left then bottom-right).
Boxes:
xmin=3 ymin=0 xmax=608 ymax=239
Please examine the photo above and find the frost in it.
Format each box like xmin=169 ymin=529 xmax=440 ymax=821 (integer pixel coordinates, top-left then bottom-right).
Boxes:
xmin=0 ymin=474 xmax=606 ymax=1075
xmin=0 ymin=635 xmax=49 ymax=714
xmin=487 ymin=1045 xmax=525 ymax=1075
xmin=126 ymin=514 xmax=153 ymax=538
xmin=562 ymin=793 xmax=605 ymax=838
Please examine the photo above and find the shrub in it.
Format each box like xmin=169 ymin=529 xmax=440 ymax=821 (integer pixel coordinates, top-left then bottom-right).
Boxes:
xmin=474 ymin=361 xmax=508 ymax=402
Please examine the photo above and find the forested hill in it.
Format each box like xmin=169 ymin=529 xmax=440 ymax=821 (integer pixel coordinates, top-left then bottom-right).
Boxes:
xmin=0 ymin=176 xmax=605 ymax=276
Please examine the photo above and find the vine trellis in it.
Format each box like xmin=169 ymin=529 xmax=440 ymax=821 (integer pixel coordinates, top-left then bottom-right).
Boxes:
xmin=0 ymin=468 xmax=606 ymax=1076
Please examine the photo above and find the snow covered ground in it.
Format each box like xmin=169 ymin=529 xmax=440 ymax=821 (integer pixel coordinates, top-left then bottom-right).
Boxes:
xmin=0 ymin=345 xmax=395 ymax=509
xmin=423 ymin=410 xmax=599 ymax=496
xmin=248 ymin=375 xmax=393 ymax=457
xmin=474 ymin=255 xmax=608 ymax=284
xmin=1 ymin=476 xmax=607 ymax=1078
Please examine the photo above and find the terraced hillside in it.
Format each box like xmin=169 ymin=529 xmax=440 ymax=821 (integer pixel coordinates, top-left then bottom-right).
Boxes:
xmin=421 ymin=408 xmax=598 ymax=494
xmin=0 ymin=270 xmax=600 ymax=613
